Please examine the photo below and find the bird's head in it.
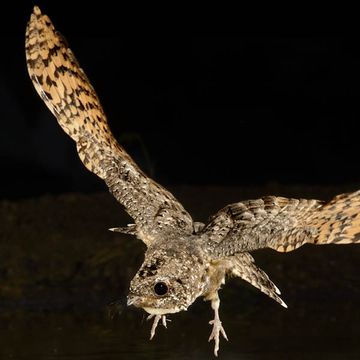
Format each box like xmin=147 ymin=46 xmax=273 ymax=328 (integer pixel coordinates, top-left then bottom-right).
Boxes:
xmin=127 ymin=240 xmax=207 ymax=316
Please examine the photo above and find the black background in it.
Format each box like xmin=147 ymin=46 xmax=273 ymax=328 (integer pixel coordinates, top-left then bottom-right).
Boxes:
xmin=2 ymin=6 xmax=360 ymax=359
xmin=2 ymin=3 xmax=360 ymax=199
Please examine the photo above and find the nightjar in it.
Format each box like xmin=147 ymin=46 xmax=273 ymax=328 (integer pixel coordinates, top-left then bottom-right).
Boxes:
xmin=26 ymin=7 xmax=360 ymax=356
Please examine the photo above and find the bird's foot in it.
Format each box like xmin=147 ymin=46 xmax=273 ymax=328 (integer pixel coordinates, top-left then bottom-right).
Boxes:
xmin=208 ymin=316 xmax=228 ymax=356
xmin=147 ymin=314 xmax=168 ymax=340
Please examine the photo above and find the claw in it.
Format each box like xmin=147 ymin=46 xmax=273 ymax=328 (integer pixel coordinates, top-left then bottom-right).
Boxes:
xmin=147 ymin=314 xmax=168 ymax=340
xmin=161 ymin=315 xmax=168 ymax=328
xmin=208 ymin=295 xmax=228 ymax=356
xmin=208 ymin=318 xmax=228 ymax=356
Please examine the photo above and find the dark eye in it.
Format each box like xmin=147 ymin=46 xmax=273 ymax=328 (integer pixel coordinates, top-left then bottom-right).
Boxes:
xmin=154 ymin=281 xmax=168 ymax=296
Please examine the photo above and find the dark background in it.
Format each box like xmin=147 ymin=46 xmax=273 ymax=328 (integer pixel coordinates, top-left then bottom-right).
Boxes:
xmin=1 ymin=4 xmax=360 ymax=199
xmin=3 ymin=6 xmax=360 ymax=359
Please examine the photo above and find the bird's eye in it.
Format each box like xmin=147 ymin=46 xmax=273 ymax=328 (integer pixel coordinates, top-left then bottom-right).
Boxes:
xmin=154 ymin=281 xmax=168 ymax=296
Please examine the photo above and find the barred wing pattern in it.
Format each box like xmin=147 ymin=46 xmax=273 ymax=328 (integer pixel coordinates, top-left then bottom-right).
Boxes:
xmin=203 ymin=192 xmax=360 ymax=258
xmin=25 ymin=6 xmax=193 ymax=245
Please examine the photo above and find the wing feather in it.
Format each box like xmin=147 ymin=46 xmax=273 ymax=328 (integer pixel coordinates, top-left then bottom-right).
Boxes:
xmin=25 ymin=6 xmax=193 ymax=244
xmin=203 ymin=191 xmax=360 ymax=257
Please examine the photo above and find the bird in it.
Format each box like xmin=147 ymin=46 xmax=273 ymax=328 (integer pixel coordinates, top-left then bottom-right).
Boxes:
xmin=25 ymin=6 xmax=360 ymax=356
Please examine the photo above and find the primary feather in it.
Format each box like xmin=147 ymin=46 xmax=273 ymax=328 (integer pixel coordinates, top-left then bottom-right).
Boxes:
xmin=202 ymin=193 xmax=360 ymax=257
xmin=25 ymin=6 xmax=193 ymax=246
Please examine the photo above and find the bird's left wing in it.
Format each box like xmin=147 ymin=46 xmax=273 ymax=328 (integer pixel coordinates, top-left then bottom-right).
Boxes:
xmin=201 ymin=191 xmax=360 ymax=257
xmin=25 ymin=6 xmax=193 ymax=245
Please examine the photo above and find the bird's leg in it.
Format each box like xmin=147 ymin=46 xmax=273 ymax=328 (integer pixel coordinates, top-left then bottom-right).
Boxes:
xmin=208 ymin=293 xmax=228 ymax=356
xmin=147 ymin=314 xmax=168 ymax=340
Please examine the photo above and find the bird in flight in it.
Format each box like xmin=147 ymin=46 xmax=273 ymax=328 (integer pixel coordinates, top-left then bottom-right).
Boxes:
xmin=25 ymin=6 xmax=360 ymax=356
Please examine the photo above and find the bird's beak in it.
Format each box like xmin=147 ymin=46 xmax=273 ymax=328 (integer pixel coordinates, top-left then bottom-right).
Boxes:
xmin=127 ymin=297 xmax=134 ymax=306
xmin=127 ymin=294 xmax=144 ymax=308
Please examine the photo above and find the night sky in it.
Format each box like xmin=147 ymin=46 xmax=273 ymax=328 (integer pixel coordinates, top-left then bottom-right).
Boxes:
xmin=1 ymin=4 xmax=360 ymax=199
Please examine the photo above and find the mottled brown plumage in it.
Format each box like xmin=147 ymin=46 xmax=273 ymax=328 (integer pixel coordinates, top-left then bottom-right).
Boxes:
xmin=25 ymin=6 xmax=193 ymax=246
xmin=205 ymin=194 xmax=360 ymax=257
xmin=26 ymin=7 xmax=360 ymax=356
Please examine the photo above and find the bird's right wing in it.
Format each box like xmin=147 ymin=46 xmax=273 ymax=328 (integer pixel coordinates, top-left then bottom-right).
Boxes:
xmin=25 ymin=6 xmax=193 ymax=245
xmin=202 ymin=191 xmax=360 ymax=257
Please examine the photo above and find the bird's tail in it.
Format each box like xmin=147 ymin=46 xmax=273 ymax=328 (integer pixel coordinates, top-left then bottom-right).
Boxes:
xmin=230 ymin=253 xmax=287 ymax=308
